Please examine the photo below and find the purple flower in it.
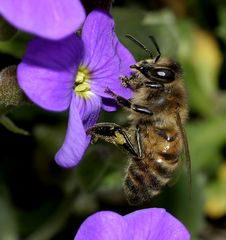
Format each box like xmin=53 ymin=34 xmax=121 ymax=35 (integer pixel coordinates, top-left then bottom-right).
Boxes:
xmin=17 ymin=9 xmax=135 ymax=168
xmin=0 ymin=0 xmax=85 ymax=40
xmin=74 ymin=208 xmax=190 ymax=240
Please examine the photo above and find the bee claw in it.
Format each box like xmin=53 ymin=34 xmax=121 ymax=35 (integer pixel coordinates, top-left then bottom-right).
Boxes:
xmin=90 ymin=136 xmax=98 ymax=144
xmin=120 ymin=75 xmax=127 ymax=81
xmin=104 ymin=87 xmax=110 ymax=93
xmin=86 ymin=127 xmax=91 ymax=135
xmin=86 ymin=128 xmax=98 ymax=144
xmin=105 ymin=87 xmax=117 ymax=97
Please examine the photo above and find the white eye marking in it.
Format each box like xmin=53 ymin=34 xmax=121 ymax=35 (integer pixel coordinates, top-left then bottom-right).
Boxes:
xmin=157 ymin=71 xmax=166 ymax=77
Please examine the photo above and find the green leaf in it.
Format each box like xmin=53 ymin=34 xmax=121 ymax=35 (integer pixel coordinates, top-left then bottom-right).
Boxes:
xmin=205 ymin=170 xmax=226 ymax=219
xmin=171 ymin=171 xmax=205 ymax=239
xmin=142 ymin=9 xmax=179 ymax=58
xmin=0 ymin=115 xmax=29 ymax=135
xmin=177 ymin=20 xmax=222 ymax=116
xmin=0 ymin=17 xmax=17 ymax=41
xmin=0 ymin=186 xmax=18 ymax=240
xmin=33 ymin=124 xmax=66 ymax=157
xmin=0 ymin=66 xmax=28 ymax=114
xmin=216 ymin=7 xmax=226 ymax=44
xmin=0 ymin=32 xmax=31 ymax=58
xmin=113 ymin=7 xmax=180 ymax=59
xmin=187 ymin=114 xmax=226 ymax=171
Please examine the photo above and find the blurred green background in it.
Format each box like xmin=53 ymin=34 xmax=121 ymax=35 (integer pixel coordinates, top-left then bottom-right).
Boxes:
xmin=1 ymin=0 xmax=226 ymax=239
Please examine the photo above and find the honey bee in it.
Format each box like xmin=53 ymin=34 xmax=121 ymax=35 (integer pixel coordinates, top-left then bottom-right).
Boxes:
xmin=87 ymin=35 xmax=191 ymax=205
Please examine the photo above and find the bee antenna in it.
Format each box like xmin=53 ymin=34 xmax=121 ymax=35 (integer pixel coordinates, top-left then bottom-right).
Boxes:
xmin=125 ymin=34 xmax=154 ymax=58
xmin=149 ymin=36 xmax=161 ymax=62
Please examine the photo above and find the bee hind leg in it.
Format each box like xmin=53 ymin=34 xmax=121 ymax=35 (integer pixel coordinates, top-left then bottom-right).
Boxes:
xmin=86 ymin=123 xmax=139 ymax=157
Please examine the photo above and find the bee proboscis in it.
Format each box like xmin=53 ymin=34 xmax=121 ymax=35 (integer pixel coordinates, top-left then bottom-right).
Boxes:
xmin=87 ymin=35 xmax=191 ymax=205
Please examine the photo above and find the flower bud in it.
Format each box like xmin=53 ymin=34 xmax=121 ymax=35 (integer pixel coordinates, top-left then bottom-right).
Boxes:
xmin=0 ymin=65 xmax=27 ymax=113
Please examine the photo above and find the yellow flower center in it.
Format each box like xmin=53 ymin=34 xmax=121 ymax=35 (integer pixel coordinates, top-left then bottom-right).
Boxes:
xmin=74 ymin=66 xmax=92 ymax=99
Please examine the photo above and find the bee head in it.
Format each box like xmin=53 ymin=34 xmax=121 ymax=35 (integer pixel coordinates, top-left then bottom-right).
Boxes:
xmin=126 ymin=35 xmax=182 ymax=89
xmin=130 ymin=58 xmax=182 ymax=87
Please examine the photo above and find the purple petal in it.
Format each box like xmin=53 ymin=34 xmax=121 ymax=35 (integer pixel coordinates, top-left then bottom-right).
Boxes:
xmin=124 ymin=208 xmax=190 ymax=240
xmin=17 ymin=35 xmax=84 ymax=111
xmin=101 ymin=97 xmax=118 ymax=112
xmin=55 ymin=93 xmax=101 ymax=168
xmin=74 ymin=211 xmax=128 ymax=240
xmin=74 ymin=209 xmax=190 ymax=240
xmin=81 ymin=9 xmax=135 ymax=102
xmin=0 ymin=0 xmax=85 ymax=40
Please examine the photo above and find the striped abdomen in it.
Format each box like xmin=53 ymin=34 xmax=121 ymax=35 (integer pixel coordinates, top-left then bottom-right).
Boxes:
xmin=123 ymin=127 xmax=183 ymax=205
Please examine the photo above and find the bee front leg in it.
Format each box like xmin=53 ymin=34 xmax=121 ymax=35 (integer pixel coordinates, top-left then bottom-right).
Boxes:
xmin=120 ymin=73 xmax=140 ymax=89
xmin=105 ymin=88 xmax=153 ymax=115
xmin=86 ymin=123 xmax=139 ymax=157
xmin=120 ymin=75 xmax=133 ymax=88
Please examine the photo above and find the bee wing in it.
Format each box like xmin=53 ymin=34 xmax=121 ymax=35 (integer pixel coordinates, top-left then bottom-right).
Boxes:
xmin=176 ymin=112 xmax=192 ymax=193
xmin=167 ymin=155 xmax=183 ymax=187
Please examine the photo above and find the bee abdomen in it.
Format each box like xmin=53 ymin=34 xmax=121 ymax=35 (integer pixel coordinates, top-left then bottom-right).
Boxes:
xmin=123 ymin=157 xmax=175 ymax=205
xmin=124 ymin=153 xmax=179 ymax=205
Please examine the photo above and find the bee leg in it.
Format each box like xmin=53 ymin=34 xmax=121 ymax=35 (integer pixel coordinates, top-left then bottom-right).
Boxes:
xmin=105 ymin=88 xmax=153 ymax=115
xmin=145 ymin=81 xmax=164 ymax=89
xmin=120 ymin=74 xmax=138 ymax=89
xmin=86 ymin=123 xmax=139 ymax=157
xmin=120 ymin=75 xmax=130 ymax=87
xmin=135 ymin=126 xmax=144 ymax=158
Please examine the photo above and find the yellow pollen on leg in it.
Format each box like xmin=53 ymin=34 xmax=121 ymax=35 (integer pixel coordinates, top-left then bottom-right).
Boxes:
xmin=74 ymin=66 xmax=92 ymax=99
xmin=114 ymin=131 xmax=127 ymax=145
